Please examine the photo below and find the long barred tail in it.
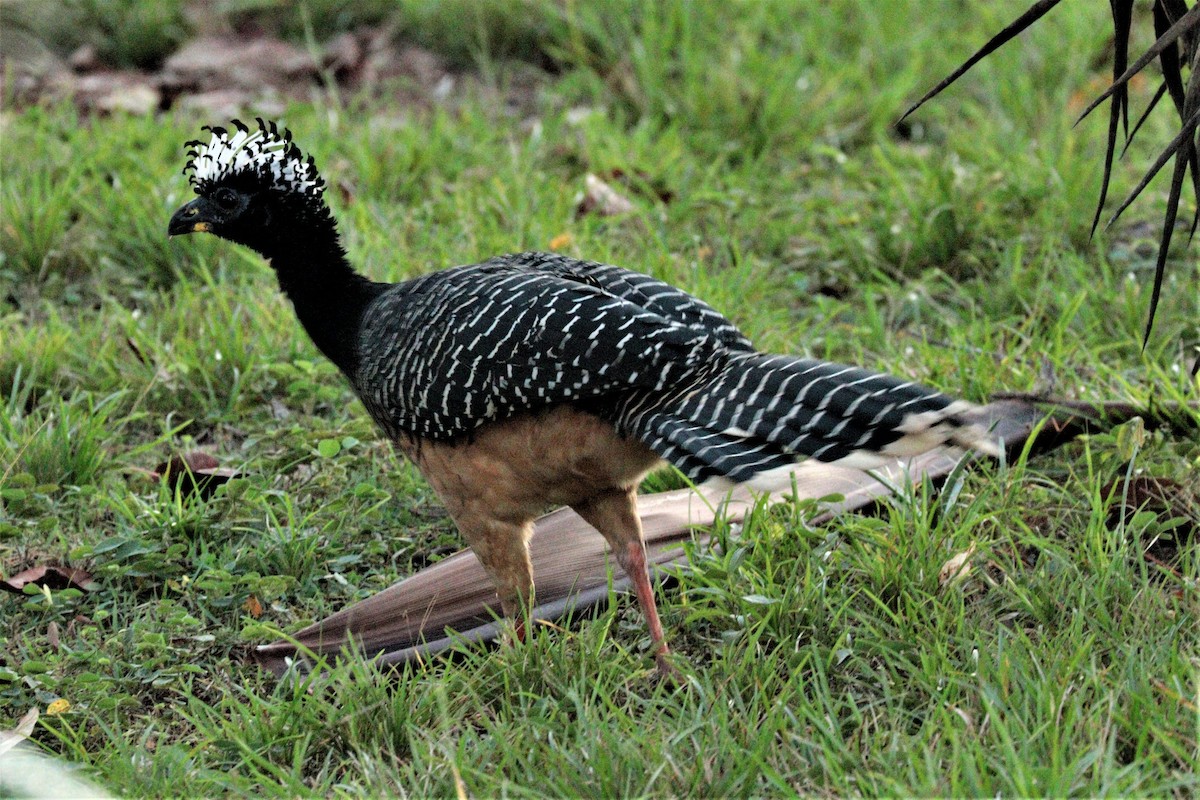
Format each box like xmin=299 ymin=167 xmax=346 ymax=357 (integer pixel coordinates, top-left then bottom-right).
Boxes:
xmin=626 ymin=352 xmax=1001 ymax=489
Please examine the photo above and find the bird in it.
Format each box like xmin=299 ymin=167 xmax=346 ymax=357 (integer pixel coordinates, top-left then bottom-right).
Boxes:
xmin=169 ymin=118 xmax=1000 ymax=676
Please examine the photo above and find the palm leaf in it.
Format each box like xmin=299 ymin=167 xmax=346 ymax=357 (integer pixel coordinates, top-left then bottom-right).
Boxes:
xmin=898 ymin=0 xmax=1065 ymax=123
xmin=903 ymin=1 xmax=1200 ymax=346
xmin=1090 ymin=0 xmax=1134 ymax=238
xmin=1105 ymin=106 xmax=1200 ymax=227
xmin=1072 ymin=3 xmax=1198 ymax=121
xmin=1123 ymin=80 xmax=1168 ymax=156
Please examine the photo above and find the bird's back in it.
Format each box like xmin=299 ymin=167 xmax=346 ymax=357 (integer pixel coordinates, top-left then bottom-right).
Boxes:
xmin=354 ymin=252 xmax=742 ymax=442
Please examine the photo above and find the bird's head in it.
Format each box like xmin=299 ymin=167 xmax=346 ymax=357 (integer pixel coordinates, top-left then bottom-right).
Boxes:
xmin=168 ymin=119 xmax=332 ymax=256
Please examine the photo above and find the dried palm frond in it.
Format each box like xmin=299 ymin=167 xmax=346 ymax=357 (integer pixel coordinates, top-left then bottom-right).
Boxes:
xmin=254 ymin=396 xmax=1196 ymax=676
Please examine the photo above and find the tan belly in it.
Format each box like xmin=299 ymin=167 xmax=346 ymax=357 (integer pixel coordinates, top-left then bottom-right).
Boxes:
xmin=395 ymin=406 xmax=663 ymax=523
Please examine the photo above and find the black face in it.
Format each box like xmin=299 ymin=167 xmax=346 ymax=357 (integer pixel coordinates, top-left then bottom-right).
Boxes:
xmin=167 ymin=183 xmax=258 ymax=241
xmin=169 ymin=167 xmax=335 ymax=262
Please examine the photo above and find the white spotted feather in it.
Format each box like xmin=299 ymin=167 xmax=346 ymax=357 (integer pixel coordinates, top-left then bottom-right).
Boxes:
xmin=183 ymin=119 xmax=324 ymax=198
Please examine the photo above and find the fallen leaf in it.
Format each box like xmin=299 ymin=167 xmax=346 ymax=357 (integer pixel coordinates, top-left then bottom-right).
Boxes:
xmin=548 ymin=232 xmax=573 ymax=250
xmin=599 ymin=167 xmax=675 ymax=204
xmin=0 ymin=745 xmax=115 ymax=798
xmin=0 ymin=565 xmax=96 ymax=594
xmin=1102 ymin=476 xmax=1199 ymax=565
xmin=68 ymin=44 xmax=100 ymax=73
xmin=576 ymin=173 xmax=635 ymax=217
xmin=948 ymin=704 xmax=975 ymax=734
xmin=269 ymin=399 xmax=292 ymax=420
xmin=152 ymin=452 xmax=240 ymax=500
xmin=322 ymin=32 xmax=363 ymax=81
xmin=61 ymin=71 xmax=161 ymax=115
xmin=46 ymin=699 xmax=70 ymax=716
xmin=244 ymin=595 xmax=264 ymax=618
xmin=162 ymin=36 xmax=318 ymax=93
xmin=0 ymin=708 xmax=37 ymax=756
xmin=938 ymin=543 xmax=977 ymax=588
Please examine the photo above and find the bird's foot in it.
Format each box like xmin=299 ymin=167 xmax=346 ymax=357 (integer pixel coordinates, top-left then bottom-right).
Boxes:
xmin=654 ymin=650 xmax=688 ymax=687
xmin=495 ymin=616 xmax=528 ymax=649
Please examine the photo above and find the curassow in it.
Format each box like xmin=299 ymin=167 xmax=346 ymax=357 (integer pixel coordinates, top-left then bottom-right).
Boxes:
xmin=169 ymin=119 xmax=1000 ymax=675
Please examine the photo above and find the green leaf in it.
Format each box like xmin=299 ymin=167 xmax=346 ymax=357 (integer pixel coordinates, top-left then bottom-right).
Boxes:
xmin=1115 ymin=417 xmax=1147 ymax=461
xmin=317 ymin=438 xmax=341 ymax=458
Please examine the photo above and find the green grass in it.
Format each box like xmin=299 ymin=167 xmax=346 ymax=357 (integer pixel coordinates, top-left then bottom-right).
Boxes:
xmin=2 ymin=1 xmax=1199 ymax=796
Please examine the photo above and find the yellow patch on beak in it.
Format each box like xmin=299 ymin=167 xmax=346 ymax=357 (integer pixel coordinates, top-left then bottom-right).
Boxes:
xmin=193 ymin=221 xmax=212 ymax=232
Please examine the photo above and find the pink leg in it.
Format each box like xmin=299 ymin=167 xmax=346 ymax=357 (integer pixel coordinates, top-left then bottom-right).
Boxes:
xmin=449 ymin=511 xmax=536 ymax=643
xmin=572 ymin=488 xmax=682 ymax=679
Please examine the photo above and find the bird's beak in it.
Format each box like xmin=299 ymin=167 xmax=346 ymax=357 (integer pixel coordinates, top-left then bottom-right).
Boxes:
xmin=168 ymin=198 xmax=213 ymax=237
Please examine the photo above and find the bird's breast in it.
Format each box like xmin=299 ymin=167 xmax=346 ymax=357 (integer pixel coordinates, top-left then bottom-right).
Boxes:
xmin=394 ymin=406 xmax=663 ymax=521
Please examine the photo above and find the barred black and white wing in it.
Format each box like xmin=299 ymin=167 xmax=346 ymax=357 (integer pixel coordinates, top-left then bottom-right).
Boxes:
xmin=354 ymin=258 xmax=728 ymax=441
xmin=496 ymin=252 xmax=755 ymax=353
xmin=354 ymin=251 xmax=1000 ymax=487
xmin=615 ymin=352 xmax=998 ymax=489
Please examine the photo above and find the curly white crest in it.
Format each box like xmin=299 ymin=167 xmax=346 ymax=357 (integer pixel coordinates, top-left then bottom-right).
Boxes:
xmin=184 ymin=119 xmax=325 ymax=199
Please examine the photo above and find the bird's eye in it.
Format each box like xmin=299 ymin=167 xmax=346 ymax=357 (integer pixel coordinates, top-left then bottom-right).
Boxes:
xmin=213 ymin=189 xmax=239 ymax=211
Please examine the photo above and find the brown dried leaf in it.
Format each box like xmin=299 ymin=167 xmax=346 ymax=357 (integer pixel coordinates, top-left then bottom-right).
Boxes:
xmin=0 ymin=565 xmax=96 ymax=594
xmin=244 ymin=595 xmax=264 ymax=618
xmin=938 ymin=542 xmax=978 ymax=589
xmin=576 ymin=173 xmax=635 ymax=217
xmin=600 ymin=167 xmax=675 ymax=204
xmin=0 ymin=708 xmax=38 ymax=756
xmin=55 ymin=70 xmax=161 ymax=115
xmin=162 ymin=36 xmax=317 ymax=92
xmin=323 ymin=32 xmax=363 ymax=81
xmin=152 ymin=452 xmax=240 ymax=501
xmin=1103 ymin=476 xmax=1199 ymax=563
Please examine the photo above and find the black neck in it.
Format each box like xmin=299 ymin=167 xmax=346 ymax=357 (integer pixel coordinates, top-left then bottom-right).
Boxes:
xmin=262 ymin=228 xmax=386 ymax=379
